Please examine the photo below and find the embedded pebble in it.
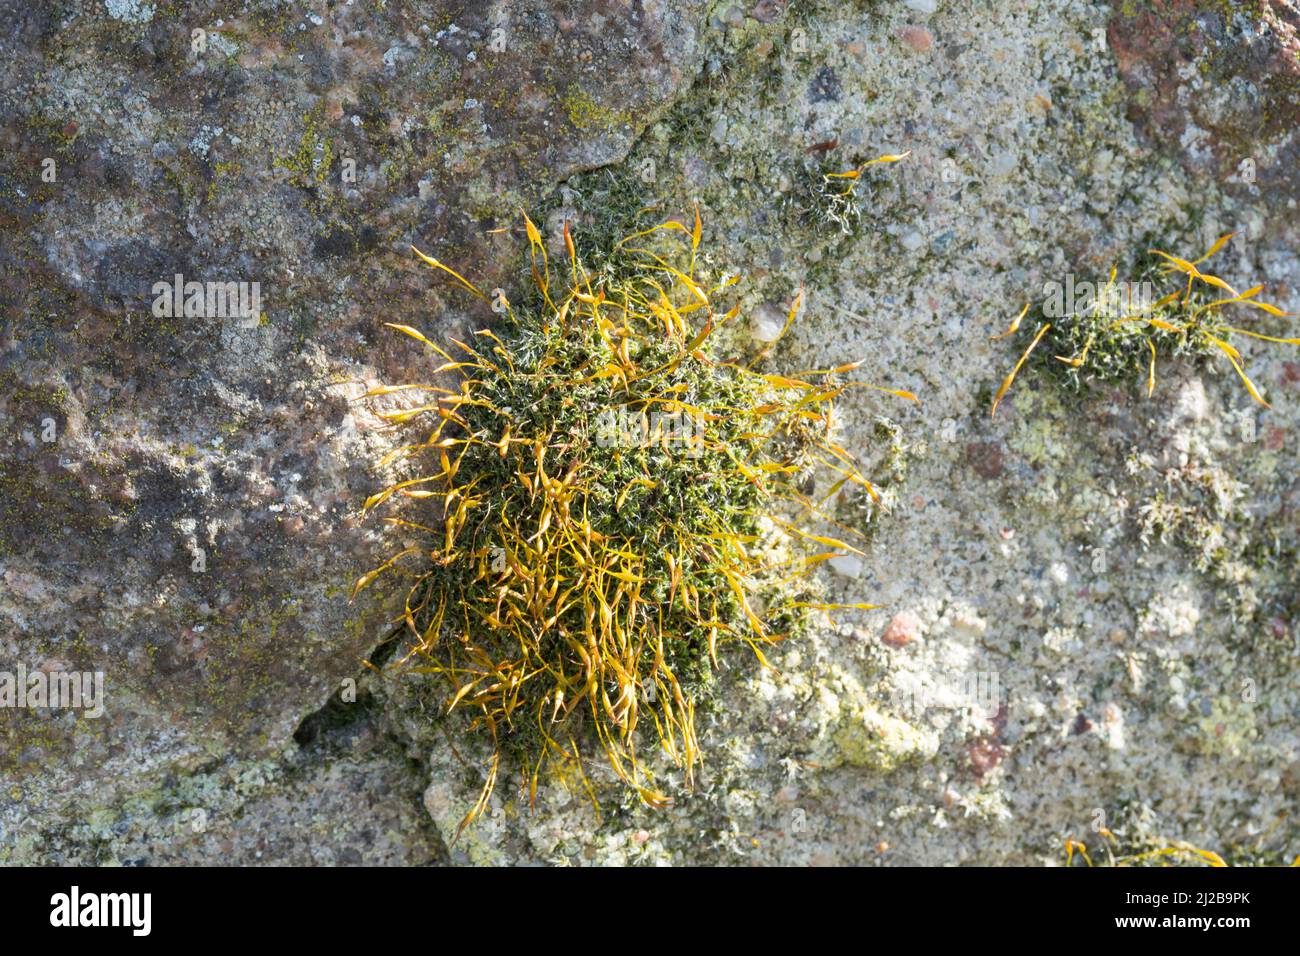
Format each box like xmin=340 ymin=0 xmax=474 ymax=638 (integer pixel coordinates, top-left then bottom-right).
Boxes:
xmin=881 ymin=611 xmax=921 ymax=648
xmin=829 ymin=554 xmax=864 ymax=578
xmin=900 ymin=26 xmax=933 ymax=53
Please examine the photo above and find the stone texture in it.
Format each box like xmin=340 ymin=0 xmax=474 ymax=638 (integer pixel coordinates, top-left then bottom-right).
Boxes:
xmin=0 ymin=0 xmax=706 ymax=852
xmin=3 ymin=0 xmax=1299 ymax=867
xmin=1108 ymin=0 xmax=1300 ymax=200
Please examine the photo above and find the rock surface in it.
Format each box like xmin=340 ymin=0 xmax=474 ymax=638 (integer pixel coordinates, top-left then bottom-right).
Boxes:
xmin=1 ymin=0 xmax=705 ymax=861
xmin=2 ymin=0 xmax=1297 ymax=866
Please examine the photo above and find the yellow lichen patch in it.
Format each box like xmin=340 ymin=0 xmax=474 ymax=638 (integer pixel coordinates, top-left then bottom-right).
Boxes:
xmin=827 ymin=705 xmax=937 ymax=772
xmin=560 ymin=86 xmax=632 ymax=132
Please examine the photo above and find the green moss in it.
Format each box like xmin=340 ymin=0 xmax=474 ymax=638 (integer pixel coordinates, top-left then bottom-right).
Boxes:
xmin=993 ymin=235 xmax=1296 ymax=413
xmin=785 ymin=158 xmax=898 ymax=241
xmin=359 ymin=210 xmax=902 ymax=821
xmin=535 ymin=165 xmax=657 ymax=273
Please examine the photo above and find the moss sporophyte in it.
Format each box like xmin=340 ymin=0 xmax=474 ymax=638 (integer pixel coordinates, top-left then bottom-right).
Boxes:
xmin=354 ymin=206 xmax=918 ymax=836
xmin=991 ymin=232 xmax=1297 ymax=416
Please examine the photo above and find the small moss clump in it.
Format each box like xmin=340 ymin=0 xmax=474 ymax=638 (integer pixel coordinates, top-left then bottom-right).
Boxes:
xmin=991 ymin=232 xmax=1297 ymax=415
xmin=356 ymin=209 xmax=913 ymax=832
xmin=790 ymin=152 xmax=911 ymax=238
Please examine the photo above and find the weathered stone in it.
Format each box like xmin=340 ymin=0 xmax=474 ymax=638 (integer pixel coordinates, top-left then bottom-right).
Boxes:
xmin=0 ymin=0 xmax=706 ymax=837
xmin=1108 ymin=0 xmax=1300 ymax=200
xmin=3 ymin=0 xmax=1299 ymax=868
